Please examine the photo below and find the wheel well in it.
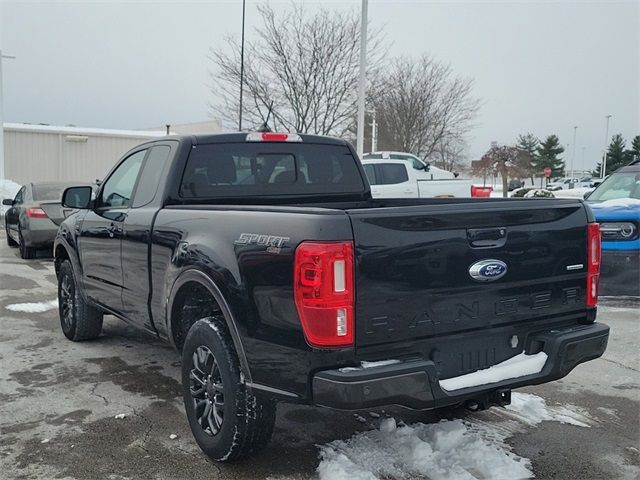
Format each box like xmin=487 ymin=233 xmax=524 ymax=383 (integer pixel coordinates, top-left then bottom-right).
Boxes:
xmin=54 ymin=245 xmax=70 ymax=277
xmin=170 ymin=281 xmax=223 ymax=351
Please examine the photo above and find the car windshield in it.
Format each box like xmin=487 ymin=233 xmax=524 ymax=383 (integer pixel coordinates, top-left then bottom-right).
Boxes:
xmin=588 ymin=171 xmax=640 ymax=201
xmin=32 ymin=184 xmax=70 ymax=202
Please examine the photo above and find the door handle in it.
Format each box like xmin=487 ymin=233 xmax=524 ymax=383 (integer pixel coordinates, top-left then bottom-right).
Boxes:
xmin=467 ymin=227 xmax=507 ymax=248
xmin=107 ymin=222 xmax=122 ymax=238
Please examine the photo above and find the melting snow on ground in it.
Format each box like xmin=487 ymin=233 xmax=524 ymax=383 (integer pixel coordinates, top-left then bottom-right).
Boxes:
xmin=317 ymin=393 xmax=593 ymax=480
xmin=5 ymin=300 xmax=58 ymax=313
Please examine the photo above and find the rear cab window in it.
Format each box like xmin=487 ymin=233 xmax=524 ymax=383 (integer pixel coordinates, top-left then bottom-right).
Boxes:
xmin=179 ymin=142 xmax=365 ymax=198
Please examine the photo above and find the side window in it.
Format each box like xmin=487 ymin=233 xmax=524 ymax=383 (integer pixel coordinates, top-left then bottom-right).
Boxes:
xmin=132 ymin=145 xmax=172 ymax=208
xmin=363 ymin=164 xmax=378 ymax=185
xmin=100 ymin=150 xmax=146 ymax=209
xmin=379 ymin=164 xmax=409 ymax=185
xmin=14 ymin=187 xmax=25 ymax=204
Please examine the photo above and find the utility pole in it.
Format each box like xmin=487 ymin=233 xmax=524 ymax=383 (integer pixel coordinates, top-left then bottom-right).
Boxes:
xmin=571 ymin=125 xmax=577 ymax=177
xmin=0 ymin=50 xmax=16 ymax=181
xmin=602 ymin=114 xmax=612 ymax=178
xmin=369 ymin=109 xmax=377 ymax=152
xmin=238 ymin=0 xmax=246 ymax=131
xmin=356 ymin=0 xmax=368 ymax=157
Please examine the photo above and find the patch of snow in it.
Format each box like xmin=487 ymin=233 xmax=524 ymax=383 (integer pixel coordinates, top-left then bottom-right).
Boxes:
xmin=40 ymin=438 xmax=50 ymax=444
xmin=553 ymin=187 xmax=593 ymax=199
xmin=317 ymin=392 xmax=593 ymax=480
xmin=339 ymin=360 xmax=401 ymax=373
xmin=0 ymin=179 xmax=20 ymax=216
xmin=5 ymin=300 xmax=58 ymax=313
xmin=368 ymin=412 xmax=380 ymax=418
xmin=169 ymin=433 xmax=178 ymax=440
xmin=317 ymin=417 xmax=533 ymax=480
xmin=114 ymin=413 xmax=126 ymax=419
xmin=599 ymin=198 xmax=640 ymax=208
xmin=504 ymin=393 xmax=592 ymax=427
xmin=439 ymin=352 xmax=547 ymax=392
xmin=524 ymin=188 xmax=554 ymax=198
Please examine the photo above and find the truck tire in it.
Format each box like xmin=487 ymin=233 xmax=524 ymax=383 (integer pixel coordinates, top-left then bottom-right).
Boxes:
xmin=18 ymin=226 xmax=36 ymax=259
xmin=58 ymin=259 xmax=103 ymax=341
xmin=5 ymin=225 xmax=18 ymax=247
xmin=181 ymin=318 xmax=276 ymax=462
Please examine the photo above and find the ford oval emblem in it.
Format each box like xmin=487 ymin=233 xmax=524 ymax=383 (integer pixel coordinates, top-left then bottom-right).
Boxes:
xmin=469 ymin=259 xmax=507 ymax=282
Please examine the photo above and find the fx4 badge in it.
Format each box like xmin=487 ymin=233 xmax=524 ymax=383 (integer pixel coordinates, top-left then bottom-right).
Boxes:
xmin=468 ymin=259 xmax=507 ymax=282
xmin=234 ymin=233 xmax=290 ymax=254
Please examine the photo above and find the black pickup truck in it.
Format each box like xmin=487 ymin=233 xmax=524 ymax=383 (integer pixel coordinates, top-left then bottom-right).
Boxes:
xmin=54 ymin=132 xmax=609 ymax=462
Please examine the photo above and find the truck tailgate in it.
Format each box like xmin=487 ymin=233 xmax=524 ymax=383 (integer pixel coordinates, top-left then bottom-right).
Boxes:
xmin=347 ymin=200 xmax=590 ymax=349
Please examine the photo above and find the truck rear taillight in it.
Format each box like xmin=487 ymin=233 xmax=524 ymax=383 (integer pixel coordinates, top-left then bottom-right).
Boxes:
xmin=586 ymin=223 xmax=601 ymax=308
xmin=26 ymin=207 xmax=48 ymax=219
xmin=246 ymin=132 xmax=303 ymax=142
xmin=294 ymin=241 xmax=354 ymax=348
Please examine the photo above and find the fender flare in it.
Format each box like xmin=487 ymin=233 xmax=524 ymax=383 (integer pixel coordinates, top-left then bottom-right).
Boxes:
xmin=167 ymin=268 xmax=252 ymax=384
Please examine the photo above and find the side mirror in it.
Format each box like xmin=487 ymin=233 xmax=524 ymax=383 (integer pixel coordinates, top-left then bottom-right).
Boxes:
xmin=2 ymin=198 xmax=14 ymax=206
xmin=62 ymin=186 xmax=93 ymax=209
xmin=423 ymin=163 xmax=430 ymax=172
xmin=583 ymin=191 xmax=592 ymax=200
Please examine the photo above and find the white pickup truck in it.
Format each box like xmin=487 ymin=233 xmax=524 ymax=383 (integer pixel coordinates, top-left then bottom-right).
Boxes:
xmin=361 ymin=158 xmax=475 ymax=198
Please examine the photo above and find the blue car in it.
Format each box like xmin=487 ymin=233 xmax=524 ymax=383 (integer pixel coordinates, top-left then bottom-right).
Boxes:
xmin=586 ymin=160 xmax=640 ymax=296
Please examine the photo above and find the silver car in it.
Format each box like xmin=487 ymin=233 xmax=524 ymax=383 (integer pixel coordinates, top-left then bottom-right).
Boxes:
xmin=3 ymin=182 xmax=91 ymax=259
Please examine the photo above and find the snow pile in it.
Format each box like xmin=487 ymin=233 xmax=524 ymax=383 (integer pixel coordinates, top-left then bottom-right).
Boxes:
xmin=5 ymin=300 xmax=58 ymax=313
xmin=317 ymin=417 xmax=532 ymax=480
xmin=524 ymin=189 xmax=554 ymax=198
xmin=600 ymin=197 xmax=640 ymax=208
xmin=439 ymin=352 xmax=547 ymax=392
xmin=504 ymin=393 xmax=591 ymax=427
xmin=317 ymin=392 xmax=592 ymax=480
xmin=0 ymin=179 xmax=20 ymax=216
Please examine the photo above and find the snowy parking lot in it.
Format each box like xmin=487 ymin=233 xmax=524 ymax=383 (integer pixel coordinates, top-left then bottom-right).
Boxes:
xmin=0 ymin=231 xmax=638 ymax=480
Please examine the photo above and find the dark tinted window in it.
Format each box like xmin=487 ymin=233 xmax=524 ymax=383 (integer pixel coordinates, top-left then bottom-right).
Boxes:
xmin=132 ymin=145 xmax=172 ymax=207
xmin=180 ymin=142 xmax=364 ymax=198
xmin=32 ymin=184 xmax=68 ymax=202
xmin=378 ymin=164 xmax=409 ymax=185
xmin=100 ymin=150 xmax=146 ymax=208
xmin=14 ymin=187 xmax=25 ymax=204
xmin=363 ymin=164 xmax=378 ymax=185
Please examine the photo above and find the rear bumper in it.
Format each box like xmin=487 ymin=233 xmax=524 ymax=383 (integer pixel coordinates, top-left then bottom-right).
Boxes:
xmin=600 ymin=249 xmax=640 ymax=296
xmin=22 ymin=219 xmax=58 ymax=247
xmin=312 ymin=322 xmax=609 ymax=410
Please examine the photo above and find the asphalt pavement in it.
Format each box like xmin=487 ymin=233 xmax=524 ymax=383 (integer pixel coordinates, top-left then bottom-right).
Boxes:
xmin=0 ymin=232 xmax=638 ymax=480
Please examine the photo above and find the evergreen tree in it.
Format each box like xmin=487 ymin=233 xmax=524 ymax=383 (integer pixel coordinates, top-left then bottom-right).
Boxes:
xmin=629 ymin=135 xmax=640 ymax=161
xmin=593 ymin=134 xmax=629 ymax=176
xmin=536 ymin=135 xmax=565 ymax=178
xmin=516 ymin=133 xmax=539 ymax=184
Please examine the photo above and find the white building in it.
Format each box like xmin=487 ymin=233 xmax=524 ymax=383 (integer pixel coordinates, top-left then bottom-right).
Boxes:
xmin=2 ymin=120 xmax=222 ymax=185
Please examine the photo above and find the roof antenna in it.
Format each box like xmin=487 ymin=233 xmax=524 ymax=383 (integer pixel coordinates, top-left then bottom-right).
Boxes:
xmin=257 ymin=101 xmax=274 ymax=133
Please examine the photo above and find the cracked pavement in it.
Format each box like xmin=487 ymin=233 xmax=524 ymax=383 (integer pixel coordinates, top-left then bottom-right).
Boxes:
xmin=0 ymin=231 xmax=638 ymax=479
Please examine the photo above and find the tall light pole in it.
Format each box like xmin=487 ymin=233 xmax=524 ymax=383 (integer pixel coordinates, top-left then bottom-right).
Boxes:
xmin=0 ymin=50 xmax=16 ymax=181
xmin=368 ymin=109 xmax=377 ymax=152
xmin=356 ymin=0 xmax=368 ymax=158
xmin=602 ymin=114 xmax=612 ymax=178
xmin=238 ymin=0 xmax=246 ymax=131
xmin=571 ymin=125 xmax=577 ymax=177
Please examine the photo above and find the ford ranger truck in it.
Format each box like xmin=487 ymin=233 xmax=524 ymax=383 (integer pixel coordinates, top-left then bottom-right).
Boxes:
xmin=54 ymin=132 xmax=609 ymax=462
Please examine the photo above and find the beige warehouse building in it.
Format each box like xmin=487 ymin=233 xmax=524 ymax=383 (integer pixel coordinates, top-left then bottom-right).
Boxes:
xmin=3 ymin=120 xmax=221 ymax=185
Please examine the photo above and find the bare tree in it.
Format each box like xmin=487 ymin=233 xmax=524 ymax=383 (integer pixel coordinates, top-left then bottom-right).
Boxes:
xmin=373 ymin=55 xmax=479 ymax=165
xmin=432 ymin=134 xmax=468 ymax=173
xmin=480 ymin=144 xmax=523 ymax=198
xmin=209 ymin=4 xmax=383 ymax=136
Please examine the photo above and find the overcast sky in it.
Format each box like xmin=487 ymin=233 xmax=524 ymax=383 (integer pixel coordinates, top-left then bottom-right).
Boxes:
xmin=2 ymin=0 xmax=638 ymax=169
